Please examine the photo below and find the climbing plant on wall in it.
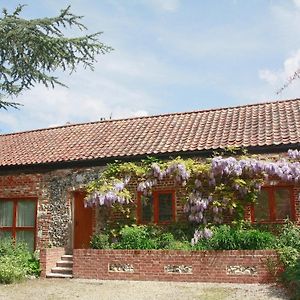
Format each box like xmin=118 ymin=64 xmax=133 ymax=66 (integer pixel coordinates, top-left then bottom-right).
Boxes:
xmin=85 ymin=149 xmax=300 ymax=226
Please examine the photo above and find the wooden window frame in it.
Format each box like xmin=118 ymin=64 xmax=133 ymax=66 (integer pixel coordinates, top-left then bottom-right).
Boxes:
xmin=250 ymin=186 xmax=296 ymax=223
xmin=137 ymin=190 xmax=176 ymax=224
xmin=0 ymin=197 xmax=37 ymax=250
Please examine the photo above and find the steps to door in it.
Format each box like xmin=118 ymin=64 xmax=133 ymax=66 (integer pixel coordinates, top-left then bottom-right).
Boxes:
xmin=46 ymin=254 xmax=73 ymax=278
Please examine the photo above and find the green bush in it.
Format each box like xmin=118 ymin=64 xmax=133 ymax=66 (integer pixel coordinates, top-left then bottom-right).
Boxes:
xmin=277 ymin=222 xmax=300 ymax=250
xmin=0 ymin=238 xmax=40 ymax=283
xmin=236 ymin=229 xmax=276 ymax=250
xmin=90 ymin=233 xmax=110 ymax=249
xmin=281 ymin=259 xmax=300 ymax=300
xmin=278 ymin=246 xmax=299 ymax=268
xmin=112 ymin=225 xmax=180 ymax=250
xmin=165 ymin=240 xmax=191 ymax=250
xmin=165 ymin=222 xmax=195 ymax=242
xmin=0 ymin=256 xmax=27 ymax=284
xmin=113 ymin=225 xmax=157 ymax=249
xmin=155 ymin=233 xmax=175 ymax=249
xmin=193 ymin=225 xmax=276 ymax=250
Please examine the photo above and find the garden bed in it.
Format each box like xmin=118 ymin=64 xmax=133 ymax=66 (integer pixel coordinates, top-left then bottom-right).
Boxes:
xmin=72 ymin=249 xmax=280 ymax=283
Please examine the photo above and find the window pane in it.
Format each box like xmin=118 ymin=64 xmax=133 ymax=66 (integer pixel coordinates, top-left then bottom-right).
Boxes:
xmin=16 ymin=231 xmax=34 ymax=252
xmin=0 ymin=230 xmax=12 ymax=240
xmin=140 ymin=195 xmax=153 ymax=222
xmin=275 ymin=188 xmax=291 ymax=220
xmin=0 ymin=201 xmax=13 ymax=227
xmin=17 ymin=200 xmax=35 ymax=227
xmin=158 ymin=193 xmax=173 ymax=222
xmin=254 ymin=190 xmax=270 ymax=221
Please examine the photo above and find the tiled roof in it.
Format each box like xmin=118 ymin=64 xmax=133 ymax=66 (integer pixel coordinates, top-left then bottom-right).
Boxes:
xmin=0 ymin=98 xmax=300 ymax=167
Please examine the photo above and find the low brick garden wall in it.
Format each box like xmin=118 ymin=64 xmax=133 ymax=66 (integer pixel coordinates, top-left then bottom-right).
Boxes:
xmin=40 ymin=247 xmax=65 ymax=277
xmin=73 ymin=249 xmax=281 ymax=283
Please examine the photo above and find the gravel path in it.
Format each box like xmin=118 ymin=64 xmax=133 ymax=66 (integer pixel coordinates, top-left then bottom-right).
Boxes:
xmin=0 ymin=278 xmax=289 ymax=300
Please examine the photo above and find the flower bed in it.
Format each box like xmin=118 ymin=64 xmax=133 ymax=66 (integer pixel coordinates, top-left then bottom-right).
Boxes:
xmin=72 ymin=249 xmax=280 ymax=283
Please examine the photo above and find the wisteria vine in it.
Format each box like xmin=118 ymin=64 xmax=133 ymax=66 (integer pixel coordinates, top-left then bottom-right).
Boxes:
xmin=85 ymin=150 xmax=300 ymax=243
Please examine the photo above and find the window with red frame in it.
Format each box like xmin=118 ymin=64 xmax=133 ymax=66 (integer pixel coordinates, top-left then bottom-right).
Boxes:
xmin=0 ymin=199 xmax=37 ymax=251
xmin=137 ymin=191 xmax=175 ymax=224
xmin=251 ymin=186 xmax=295 ymax=223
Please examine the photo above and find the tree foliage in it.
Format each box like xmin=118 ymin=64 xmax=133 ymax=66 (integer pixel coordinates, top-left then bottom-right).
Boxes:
xmin=0 ymin=5 xmax=113 ymax=109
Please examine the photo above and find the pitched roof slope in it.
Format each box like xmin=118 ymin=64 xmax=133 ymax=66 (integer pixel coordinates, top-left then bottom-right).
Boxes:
xmin=0 ymin=98 xmax=300 ymax=167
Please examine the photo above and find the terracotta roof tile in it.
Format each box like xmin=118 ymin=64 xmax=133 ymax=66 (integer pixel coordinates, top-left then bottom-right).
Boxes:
xmin=0 ymin=98 xmax=300 ymax=167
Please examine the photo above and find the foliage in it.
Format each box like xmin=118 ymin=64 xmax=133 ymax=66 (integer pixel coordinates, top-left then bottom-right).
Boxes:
xmin=86 ymin=151 xmax=300 ymax=231
xmin=0 ymin=256 xmax=27 ymax=284
xmin=0 ymin=5 xmax=112 ymax=109
xmin=111 ymin=224 xmax=192 ymax=250
xmin=192 ymin=225 xmax=276 ymax=250
xmin=165 ymin=241 xmax=191 ymax=250
xmin=155 ymin=232 xmax=176 ymax=249
xmin=0 ymin=238 xmax=40 ymax=283
xmin=90 ymin=233 xmax=110 ymax=249
xmin=276 ymin=221 xmax=300 ymax=251
xmin=272 ymin=221 xmax=300 ymax=298
xmin=281 ymin=259 xmax=300 ymax=300
xmin=278 ymin=247 xmax=299 ymax=268
xmin=164 ymin=222 xmax=195 ymax=242
xmin=112 ymin=225 xmax=157 ymax=250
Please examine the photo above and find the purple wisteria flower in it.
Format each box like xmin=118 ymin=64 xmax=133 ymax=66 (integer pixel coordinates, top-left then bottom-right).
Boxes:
xmin=191 ymin=228 xmax=213 ymax=246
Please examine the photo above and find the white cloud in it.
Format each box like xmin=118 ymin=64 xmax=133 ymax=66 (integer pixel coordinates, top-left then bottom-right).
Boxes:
xmin=258 ymin=69 xmax=279 ymax=85
xmin=294 ymin=0 xmax=300 ymax=8
xmin=259 ymin=49 xmax=300 ymax=97
xmin=283 ymin=49 xmax=300 ymax=75
xmin=132 ymin=110 xmax=149 ymax=117
xmin=0 ymin=76 xmax=156 ymax=133
xmin=146 ymin=0 xmax=180 ymax=12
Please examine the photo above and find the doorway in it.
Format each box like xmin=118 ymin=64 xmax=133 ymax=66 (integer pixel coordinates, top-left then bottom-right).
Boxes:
xmin=73 ymin=191 xmax=93 ymax=249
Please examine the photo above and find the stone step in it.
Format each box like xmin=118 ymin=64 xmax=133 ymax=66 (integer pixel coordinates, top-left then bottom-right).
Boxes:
xmin=46 ymin=272 xmax=73 ymax=279
xmin=56 ymin=260 xmax=73 ymax=268
xmin=61 ymin=255 xmax=73 ymax=261
xmin=51 ymin=267 xmax=73 ymax=275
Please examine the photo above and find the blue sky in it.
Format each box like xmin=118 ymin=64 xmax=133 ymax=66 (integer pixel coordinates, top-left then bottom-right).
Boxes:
xmin=1 ymin=0 xmax=300 ymax=133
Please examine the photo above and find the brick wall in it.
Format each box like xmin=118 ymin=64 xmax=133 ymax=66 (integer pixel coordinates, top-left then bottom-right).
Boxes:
xmin=0 ymin=163 xmax=299 ymax=251
xmin=40 ymin=247 xmax=65 ymax=277
xmin=0 ymin=173 xmax=50 ymax=248
xmin=73 ymin=249 xmax=280 ymax=283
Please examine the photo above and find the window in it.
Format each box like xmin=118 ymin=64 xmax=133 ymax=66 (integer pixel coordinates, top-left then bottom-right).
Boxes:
xmin=251 ymin=186 xmax=295 ymax=223
xmin=137 ymin=191 xmax=175 ymax=224
xmin=0 ymin=199 xmax=37 ymax=251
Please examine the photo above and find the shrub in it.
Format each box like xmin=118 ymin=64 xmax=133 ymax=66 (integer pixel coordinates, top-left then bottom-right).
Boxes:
xmin=0 ymin=238 xmax=40 ymax=283
xmin=166 ymin=241 xmax=191 ymax=250
xmin=193 ymin=225 xmax=276 ymax=250
xmin=281 ymin=259 xmax=300 ymax=300
xmin=90 ymin=234 xmax=110 ymax=249
xmin=0 ymin=256 xmax=27 ymax=284
xmin=165 ymin=222 xmax=195 ymax=242
xmin=277 ymin=222 xmax=300 ymax=250
xmin=236 ymin=229 xmax=276 ymax=250
xmin=278 ymin=246 xmax=299 ymax=268
xmin=113 ymin=225 xmax=157 ymax=249
xmin=155 ymin=233 xmax=175 ymax=249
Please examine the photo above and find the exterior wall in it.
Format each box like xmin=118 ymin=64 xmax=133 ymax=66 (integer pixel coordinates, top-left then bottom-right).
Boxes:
xmin=40 ymin=247 xmax=65 ymax=277
xmin=0 ymin=167 xmax=103 ymax=250
xmin=73 ymin=249 xmax=280 ymax=283
xmin=1 ymin=153 xmax=300 ymax=251
xmin=114 ymin=177 xmax=188 ymax=223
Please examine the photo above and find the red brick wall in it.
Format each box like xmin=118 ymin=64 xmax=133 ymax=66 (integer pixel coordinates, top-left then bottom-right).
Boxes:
xmin=40 ymin=247 xmax=65 ymax=277
xmin=0 ymin=173 xmax=50 ymax=249
xmin=73 ymin=249 xmax=280 ymax=283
